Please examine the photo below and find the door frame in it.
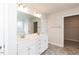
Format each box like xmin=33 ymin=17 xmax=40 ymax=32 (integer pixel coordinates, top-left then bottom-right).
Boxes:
xmin=63 ymin=14 xmax=79 ymax=47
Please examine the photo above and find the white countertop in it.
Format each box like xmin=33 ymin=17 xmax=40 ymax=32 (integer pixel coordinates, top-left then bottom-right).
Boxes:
xmin=17 ymin=33 xmax=40 ymax=45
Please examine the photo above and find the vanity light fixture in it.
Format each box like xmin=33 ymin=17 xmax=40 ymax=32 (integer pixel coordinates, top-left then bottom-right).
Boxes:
xmin=17 ymin=4 xmax=42 ymax=18
xmin=34 ymin=13 xmax=42 ymax=18
xmin=19 ymin=4 xmax=23 ymax=9
xmin=23 ymin=7 xmax=30 ymax=12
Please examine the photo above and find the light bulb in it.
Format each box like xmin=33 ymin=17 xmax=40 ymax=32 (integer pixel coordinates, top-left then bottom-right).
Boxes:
xmin=34 ymin=13 xmax=41 ymax=18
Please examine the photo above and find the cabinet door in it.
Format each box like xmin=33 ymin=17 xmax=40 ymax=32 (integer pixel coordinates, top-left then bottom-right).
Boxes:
xmin=29 ymin=42 xmax=40 ymax=55
xmin=40 ymin=36 xmax=48 ymax=53
xmin=18 ymin=44 xmax=29 ymax=55
xmin=18 ymin=48 xmax=29 ymax=55
xmin=36 ymin=40 xmax=41 ymax=54
xmin=28 ymin=46 xmax=36 ymax=55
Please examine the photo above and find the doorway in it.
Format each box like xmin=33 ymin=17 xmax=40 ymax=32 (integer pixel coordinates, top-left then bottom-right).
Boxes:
xmin=64 ymin=15 xmax=79 ymax=47
xmin=33 ymin=22 xmax=38 ymax=33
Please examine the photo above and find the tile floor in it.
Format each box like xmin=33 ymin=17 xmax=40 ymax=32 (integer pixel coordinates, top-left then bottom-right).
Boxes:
xmin=42 ymin=40 xmax=79 ymax=55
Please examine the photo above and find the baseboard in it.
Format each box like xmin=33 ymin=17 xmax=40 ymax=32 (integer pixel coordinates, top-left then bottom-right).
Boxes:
xmin=49 ymin=41 xmax=64 ymax=47
xmin=65 ymin=39 xmax=79 ymax=42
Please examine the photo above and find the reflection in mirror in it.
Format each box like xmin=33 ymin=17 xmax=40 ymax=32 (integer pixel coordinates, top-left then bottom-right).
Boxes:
xmin=17 ymin=11 xmax=41 ymax=37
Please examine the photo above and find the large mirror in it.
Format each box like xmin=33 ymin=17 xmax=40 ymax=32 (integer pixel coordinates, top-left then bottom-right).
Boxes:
xmin=17 ymin=11 xmax=41 ymax=36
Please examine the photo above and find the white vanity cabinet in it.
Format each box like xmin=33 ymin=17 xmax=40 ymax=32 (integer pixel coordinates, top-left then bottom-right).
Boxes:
xmin=17 ymin=35 xmax=48 ymax=55
xmin=18 ymin=40 xmax=41 ymax=55
xmin=40 ymin=35 xmax=48 ymax=54
xmin=18 ymin=43 xmax=29 ymax=55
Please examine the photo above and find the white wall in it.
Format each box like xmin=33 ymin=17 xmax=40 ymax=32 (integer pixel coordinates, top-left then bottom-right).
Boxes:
xmin=47 ymin=7 xmax=79 ymax=47
xmin=4 ymin=3 xmax=17 ymax=55
xmin=0 ymin=4 xmax=4 ymax=53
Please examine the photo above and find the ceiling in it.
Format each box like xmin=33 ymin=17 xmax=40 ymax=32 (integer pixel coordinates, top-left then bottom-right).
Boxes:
xmin=20 ymin=3 xmax=79 ymax=14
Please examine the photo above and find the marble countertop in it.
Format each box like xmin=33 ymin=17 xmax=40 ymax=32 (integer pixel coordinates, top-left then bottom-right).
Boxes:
xmin=17 ymin=33 xmax=40 ymax=44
